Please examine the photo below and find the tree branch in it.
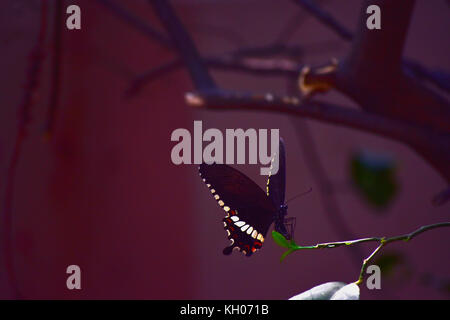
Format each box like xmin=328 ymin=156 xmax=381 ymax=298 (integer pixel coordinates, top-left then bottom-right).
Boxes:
xmin=187 ymin=91 xmax=448 ymax=146
xmin=291 ymin=0 xmax=353 ymax=41
xmin=355 ymin=222 xmax=450 ymax=284
xmin=148 ymin=0 xmax=216 ymax=91
xmin=95 ymin=0 xmax=173 ymax=50
xmin=293 ymin=0 xmax=449 ymax=95
xmin=126 ymin=55 xmax=302 ymax=97
xmin=296 ymin=0 xmax=450 ymax=183
xmin=98 ymin=0 xmax=450 ymax=183
xmin=274 ymin=222 xmax=450 ymax=284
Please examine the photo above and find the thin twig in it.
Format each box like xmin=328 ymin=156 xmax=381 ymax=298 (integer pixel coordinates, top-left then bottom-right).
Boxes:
xmin=291 ymin=0 xmax=353 ymax=40
xmin=284 ymin=222 xmax=450 ymax=252
xmin=404 ymin=60 xmax=450 ymax=94
xmin=95 ymin=0 xmax=173 ymax=49
xmin=148 ymin=0 xmax=216 ymax=91
xmin=276 ymin=222 xmax=450 ymax=283
xmin=355 ymin=243 xmax=384 ymax=285
xmin=355 ymin=222 xmax=450 ymax=284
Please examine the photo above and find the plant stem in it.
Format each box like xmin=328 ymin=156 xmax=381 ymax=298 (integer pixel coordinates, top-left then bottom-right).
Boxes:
xmin=281 ymin=222 xmax=450 ymax=284
xmin=355 ymin=243 xmax=385 ymax=285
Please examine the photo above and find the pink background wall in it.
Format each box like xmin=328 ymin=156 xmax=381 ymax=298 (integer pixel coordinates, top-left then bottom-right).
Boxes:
xmin=0 ymin=0 xmax=448 ymax=299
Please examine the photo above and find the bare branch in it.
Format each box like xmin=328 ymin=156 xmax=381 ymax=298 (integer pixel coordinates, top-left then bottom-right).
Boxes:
xmin=127 ymin=55 xmax=302 ymax=97
xmin=404 ymin=60 xmax=450 ymax=94
xmin=293 ymin=0 xmax=449 ymax=94
xmin=95 ymin=0 xmax=173 ymax=49
xmin=275 ymin=222 xmax=450 ymax=283
xmin=348 ymin=0 xmax=414 ymax=73
xmin=295 ymin=0 xmax=450 ymax=183
xmin=186 ymin=90 xmax=445 ymax=145
xmin=148 ymin=0 xmax=216 ymax=90
xmin=355 ymin=222 xmax=450 ymax=284
xmin=291 ymin=0 xmax=353 ymax=40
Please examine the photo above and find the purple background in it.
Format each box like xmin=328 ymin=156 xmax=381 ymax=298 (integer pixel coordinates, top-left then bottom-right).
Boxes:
xmin=0 ymin=0 xmax=449 ymax=299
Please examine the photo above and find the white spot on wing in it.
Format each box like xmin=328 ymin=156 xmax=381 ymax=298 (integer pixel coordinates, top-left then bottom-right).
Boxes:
xmin=241 ymin=224 xmax=249 ymax=232
xmin=235 ymin=221 xmax=245 ymax=227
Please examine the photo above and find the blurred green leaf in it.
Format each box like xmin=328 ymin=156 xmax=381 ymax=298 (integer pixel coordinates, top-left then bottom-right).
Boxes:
xmin=374 ymin=251 xmax=412 ymax=287
xmin=272 ymin=231 xmax=291 ymax=248
xmin=351 ymin=149 xmax=398 ymax=209
xmin=289 ymin=282 xmax=347 ymax=300
xmin=280 ymin=248 xmax=296 ymax=262
xmin=374 ymin=252 xmax=404 ymax=278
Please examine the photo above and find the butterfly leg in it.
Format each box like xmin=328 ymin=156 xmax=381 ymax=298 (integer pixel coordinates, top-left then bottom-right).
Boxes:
xmin=281 ymin=217 xmax=296 ymax=240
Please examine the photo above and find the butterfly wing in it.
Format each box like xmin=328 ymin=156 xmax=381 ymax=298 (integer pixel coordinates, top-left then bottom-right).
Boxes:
xmin=266 ymin=138 xmax=295 ymax=239
xmin=266 ymin=137 xmax=286 ymax=207
xmin=199 ymin=163 xmax=276 ymax=256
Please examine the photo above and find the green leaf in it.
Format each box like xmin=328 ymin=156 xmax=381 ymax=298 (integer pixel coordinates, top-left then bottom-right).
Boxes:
xmin=289 ymin=237 xmax=298 ymax=247
xmin=351 ymin=149 xmax=398 ymax=209
xmin=289 ymin=282 xmax=347 ymax=300
xmin=272 ymin=231 xmax=291 ymax=248
xmin=280 ymin=248 xmax=296 ymax=262
xmin=330 ymin=283 xmax=360 ymax=300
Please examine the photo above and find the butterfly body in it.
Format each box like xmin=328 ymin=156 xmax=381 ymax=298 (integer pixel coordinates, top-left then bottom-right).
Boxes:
xmin=199 ymin=138 xmax=294 ymax=257
xmin=274 ymin=203 xmax=290 ymax=239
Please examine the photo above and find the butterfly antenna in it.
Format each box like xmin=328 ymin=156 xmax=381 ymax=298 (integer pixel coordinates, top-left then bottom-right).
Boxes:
xmin=286 ymin=187 xmax=312 ymax=204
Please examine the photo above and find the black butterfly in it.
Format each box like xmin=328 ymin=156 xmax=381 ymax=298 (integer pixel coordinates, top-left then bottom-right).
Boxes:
xmin=199 ymin=138 xmax=295 ymax=257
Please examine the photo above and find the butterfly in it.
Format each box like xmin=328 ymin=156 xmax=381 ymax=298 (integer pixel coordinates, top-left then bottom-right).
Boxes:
xmin=198 ymin=138 xmax=295 ymax=257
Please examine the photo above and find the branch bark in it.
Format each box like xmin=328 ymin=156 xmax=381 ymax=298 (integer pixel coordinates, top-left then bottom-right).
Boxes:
xmin=274 ymin=222 xmax=450 ymax=283
xmin=148 ymin=0 xmax=216 ymax=91
xmin=100 ymin=0 xmax=450 ymax=185
xmin=96 ymin=0 xmax=173 ymax=49
xmin=298 ymin=0 xmax=450 ymax=183
xmin=126 ymin=55 xmax=301 ymax=97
